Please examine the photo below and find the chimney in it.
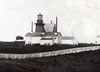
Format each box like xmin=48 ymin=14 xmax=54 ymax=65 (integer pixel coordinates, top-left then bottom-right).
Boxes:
xmin=51 ymin=20 xmax=53 ymax=24
xmin=31 ymin=21 xmax=33 ymax=32
xmin=56 ymin=17 xmax=58 ymax=32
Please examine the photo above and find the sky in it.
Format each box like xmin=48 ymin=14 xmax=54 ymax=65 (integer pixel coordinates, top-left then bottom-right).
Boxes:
xmin=0 ymin=0 xmax=100 ymax=43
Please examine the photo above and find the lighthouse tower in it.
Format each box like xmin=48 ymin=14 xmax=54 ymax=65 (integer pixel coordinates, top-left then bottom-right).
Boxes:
xmin=35 ymin=13 xmax=45 ymax=32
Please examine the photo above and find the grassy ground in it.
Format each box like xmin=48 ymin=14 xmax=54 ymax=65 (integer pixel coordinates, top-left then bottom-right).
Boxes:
xmin=0 ymin=41 xmax=99 ymax=53
xmin=0 ymin=49 xmax=100 ymax=72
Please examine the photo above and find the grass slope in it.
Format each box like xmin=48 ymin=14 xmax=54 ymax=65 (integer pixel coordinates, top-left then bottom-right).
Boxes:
xmin=0 ymin=50 xmax=100 ymax=72
xmin=0 ymin=41 xmax=99 ymax=53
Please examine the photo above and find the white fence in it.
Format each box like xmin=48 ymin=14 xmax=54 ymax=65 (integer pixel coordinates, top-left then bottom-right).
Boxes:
xmin=0 ymin=46 xmax=99 ymax=59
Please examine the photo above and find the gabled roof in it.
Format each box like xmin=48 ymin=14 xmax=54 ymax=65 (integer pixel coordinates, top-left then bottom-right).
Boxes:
xmin=44 ymin=24 xmax=55 ymax=32
xmin=25 ymin=32 xmax=42 ymax=37
xmin=25 ymin=32 xmax=62 ymax=37
xmin=41 ymin=38 xmax=53 ymax=40
xmin=25 ymin=32 xmax=32 ymax=37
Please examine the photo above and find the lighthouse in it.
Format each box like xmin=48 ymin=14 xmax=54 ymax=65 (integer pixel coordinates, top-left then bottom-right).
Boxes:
xmin=35 ymin=13 xmax=45 ymax=32
xmin=25 ymin=13 xmax=62 ymax=45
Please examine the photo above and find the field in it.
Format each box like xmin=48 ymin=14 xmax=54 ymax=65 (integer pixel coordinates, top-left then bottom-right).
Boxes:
xmin=0 ymin=41 xmax=99 ymax=53
xmin=0 ymin=49 xmax=100 ymax=72
xmin=0 ymin=41 xmax=99 ymax=72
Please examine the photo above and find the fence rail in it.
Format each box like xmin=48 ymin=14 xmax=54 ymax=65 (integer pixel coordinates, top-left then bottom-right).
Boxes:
xmin=0 ymin=46 xmax=99 ymax=59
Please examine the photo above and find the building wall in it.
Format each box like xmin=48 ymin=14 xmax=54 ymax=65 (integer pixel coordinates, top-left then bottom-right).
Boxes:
xmin=40 ymin=40 xmax=53 ymax=45
xmin=62 ymin=40 xmax=74 ymax=45
xmin=25 ymin=37 xmax=32 ymax=44
xmin=54 ymin=35 xmax=62 ymax=44
xmin=25 ymin=37 xmax=41 ymax=45
xmin=35 ymin=25 xmax=45 ymax=32
xmin=41 ymin=35 xmax=62 ymax=45
xmin=53 ymin=37 xmax=58 ymax=44
xmin=58 ymin=35 xmax=62 ymax=44
xmin=31 ymin=37 xmax=41 ymax=44
xmin=25 ymin=33 xmax=62 ymax=45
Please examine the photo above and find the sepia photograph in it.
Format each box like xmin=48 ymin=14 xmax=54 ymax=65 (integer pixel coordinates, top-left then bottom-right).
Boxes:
xmin=0 ymin=0 xmax=100 ymax=72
